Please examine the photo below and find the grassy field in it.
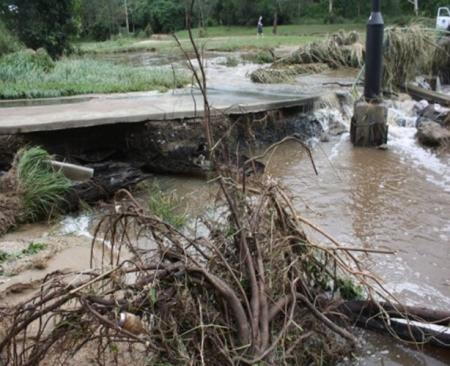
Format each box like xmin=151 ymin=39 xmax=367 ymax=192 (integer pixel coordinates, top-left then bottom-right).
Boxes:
xmin=0 ymin=50 xmax=190 ymax=99
xmin=79 ymin=23 xmax=366 ymax=54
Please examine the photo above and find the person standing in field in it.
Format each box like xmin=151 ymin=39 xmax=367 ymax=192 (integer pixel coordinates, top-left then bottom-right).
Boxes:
xmin=257 ymin=16 xmax=263 ymax=37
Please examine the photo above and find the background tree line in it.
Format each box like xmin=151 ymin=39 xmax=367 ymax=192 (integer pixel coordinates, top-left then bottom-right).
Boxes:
xmin=1 ymin=0 xmax=449 ymax=57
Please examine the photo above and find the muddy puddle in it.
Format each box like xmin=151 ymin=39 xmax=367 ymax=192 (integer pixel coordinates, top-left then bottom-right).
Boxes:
xmin=1 ymin=51 xmax=449 ymax=364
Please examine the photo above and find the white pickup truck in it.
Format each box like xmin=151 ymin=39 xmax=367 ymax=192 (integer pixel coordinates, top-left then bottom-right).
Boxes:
xmin=436 ymin=7 xmax=450 ymax=30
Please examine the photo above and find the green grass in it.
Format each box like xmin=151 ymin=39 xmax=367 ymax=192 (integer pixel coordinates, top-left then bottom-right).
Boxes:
xmin=78 ymin=24 xmax=366 ymax=55
xmin=176 ymin=23 xmax=365 ymax=38
xmin=0 ymin=50 xmax=190 ymax=99
xmin=148 ymin=182 xmax=187 ymax=229
xmin=0 ymin=242 xmax=48 ymax=264
xmin=16 ymin=147 xmax=72 ymax=222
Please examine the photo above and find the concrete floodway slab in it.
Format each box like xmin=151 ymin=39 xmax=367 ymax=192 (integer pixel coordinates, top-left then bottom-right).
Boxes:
xmin=0 ymin=89 xmax=319 ymax=135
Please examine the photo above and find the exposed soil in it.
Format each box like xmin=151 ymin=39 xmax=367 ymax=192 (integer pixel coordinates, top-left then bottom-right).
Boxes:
xmin=0 ymin=194 xmax=21 ymax=236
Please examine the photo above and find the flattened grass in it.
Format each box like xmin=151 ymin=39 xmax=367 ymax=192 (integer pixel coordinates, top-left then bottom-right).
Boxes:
xmin=0 ymin=51 xmax=190 ymax=99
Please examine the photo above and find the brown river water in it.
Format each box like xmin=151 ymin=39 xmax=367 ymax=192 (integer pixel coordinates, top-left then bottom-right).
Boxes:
xmin=1 ymin=53 xmax=450 ymax=364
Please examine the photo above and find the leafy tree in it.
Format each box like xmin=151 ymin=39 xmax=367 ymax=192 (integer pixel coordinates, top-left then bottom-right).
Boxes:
xmin=0 ymin=0 xmax=76 ymax=58
xmin=136 ymin=0 xmax=185 ymax=33
xmin=79 ymin=0 xmax=125 ymax=40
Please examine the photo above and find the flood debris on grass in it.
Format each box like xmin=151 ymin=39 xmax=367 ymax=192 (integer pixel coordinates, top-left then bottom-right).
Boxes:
xmin=248 ymin=30 xmax=363 ymax=85
xmin=255 ymin=26 xmax=450 ymax=93
xmin=250 ymin=63 xmax=329 ymax=84
xmin=383 ymin=26 xmax=437 ymax=92
xmin=434 ymin=36 xmax=450 ymax=84
xmin=277 ymin=30 xmax=364 ymax=69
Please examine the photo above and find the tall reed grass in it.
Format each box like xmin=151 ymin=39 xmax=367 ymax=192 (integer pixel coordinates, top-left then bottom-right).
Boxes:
xmin=0 ymin=50 xmax=189 ymax=99
xmin=16 ymin=147 xmax=72 ymax=222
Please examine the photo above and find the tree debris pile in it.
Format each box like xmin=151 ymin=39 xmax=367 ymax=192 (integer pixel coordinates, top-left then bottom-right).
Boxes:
xmin=383 ymin=26 xmax=438 ymax=92
xmin=434 ymin=36 xmax=450 ymax=84
xmin=249 ymin=31 xmax=363 ymax=85
xmin=277 ymin=30 xmax=364 ymax=69
xmin=254 ymin=26 xmax=450 ymax=93
xmin=250 ymin=63 xmax=329 ymax=84
xmin=0 ymin=162 xmax=408 ymax=365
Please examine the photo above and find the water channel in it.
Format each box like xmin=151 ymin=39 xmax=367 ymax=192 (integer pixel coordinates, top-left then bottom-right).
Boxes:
xmin=1 ymin=51 xmax=449 ymax=365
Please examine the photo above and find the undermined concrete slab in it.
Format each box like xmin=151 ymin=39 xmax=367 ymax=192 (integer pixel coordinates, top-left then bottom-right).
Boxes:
xmin=4 ymin=104 xmax=321 ymax=175
xmin=0 ymin=90 xmax=318 ymax=135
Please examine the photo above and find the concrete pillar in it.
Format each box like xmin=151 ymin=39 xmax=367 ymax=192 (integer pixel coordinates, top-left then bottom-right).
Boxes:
xmin=351 ymin=100 xmax=388 ymax=147
xmin=351 ymin=0 xmax=388 ymax=147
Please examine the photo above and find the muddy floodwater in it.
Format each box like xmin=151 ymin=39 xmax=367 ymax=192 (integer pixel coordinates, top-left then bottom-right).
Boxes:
xmin=1 ymin=52 xmax=450 ymax=365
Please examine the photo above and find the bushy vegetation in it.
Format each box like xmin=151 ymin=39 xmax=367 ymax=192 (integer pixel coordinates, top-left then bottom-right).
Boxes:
xmin=0 ymin=20 xmax=21 ymax=57
xmin=0 ymin=0 xmax=445 ymax=55
xmin=16 ymin=147 xmax=72 ymax=222
xmin=242 ymin=49 xmax=274 ymax=64
xmin=0 ymin=0 xmax=76 ymax=58
xmin=75 ymin=0 xmax=444 ymax=42
xmin=0 ymin=50 xmax=190 ymax=99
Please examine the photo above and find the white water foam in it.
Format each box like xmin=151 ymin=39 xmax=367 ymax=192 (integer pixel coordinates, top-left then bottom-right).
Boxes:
xmin=390 ymin=128 xmax=450 ymax=192
xmin=59 ymin=214 xmax=92 ymax=239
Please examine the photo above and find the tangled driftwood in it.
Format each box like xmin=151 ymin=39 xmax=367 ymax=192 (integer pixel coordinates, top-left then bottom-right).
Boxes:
xmin=2 ymin=153 xmax=440 ymax=365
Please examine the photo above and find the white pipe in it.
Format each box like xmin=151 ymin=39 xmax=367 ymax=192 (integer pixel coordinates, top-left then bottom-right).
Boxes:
xmin=49 ymin=161 xmax=94 ymax=182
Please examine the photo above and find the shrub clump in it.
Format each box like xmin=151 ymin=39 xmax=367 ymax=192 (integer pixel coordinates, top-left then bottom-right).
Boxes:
xmin=16 ymin=147 xmax=72 ymax=222
xmin=242 ymin=49 xmax=275 ymax=64
xmin=0 ymin=49 xmax=54 ymax=82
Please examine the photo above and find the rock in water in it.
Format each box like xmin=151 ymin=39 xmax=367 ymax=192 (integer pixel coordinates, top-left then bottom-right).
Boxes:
xmin=416 ymin=121 xmax=450 ymax=147
xmin=328 ymin=120 xmax=348 ymax=136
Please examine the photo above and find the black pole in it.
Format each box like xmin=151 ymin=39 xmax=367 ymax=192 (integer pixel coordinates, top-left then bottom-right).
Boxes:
xmin=364 ymin=0 xmax=384 ymax=100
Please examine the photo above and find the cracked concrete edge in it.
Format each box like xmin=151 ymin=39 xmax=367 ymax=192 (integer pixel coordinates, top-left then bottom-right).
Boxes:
xmin=0 ymin=96 xmax=319 ymax=135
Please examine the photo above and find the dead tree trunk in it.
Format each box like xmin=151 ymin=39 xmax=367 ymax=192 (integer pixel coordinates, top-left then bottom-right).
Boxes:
xmin=272 ymin=11 xmax=278 ymax=35
xmin=339 ymin=300 xmax=450 ymax=347
xmin=64 ymin=162 xmax=149 ymax=211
